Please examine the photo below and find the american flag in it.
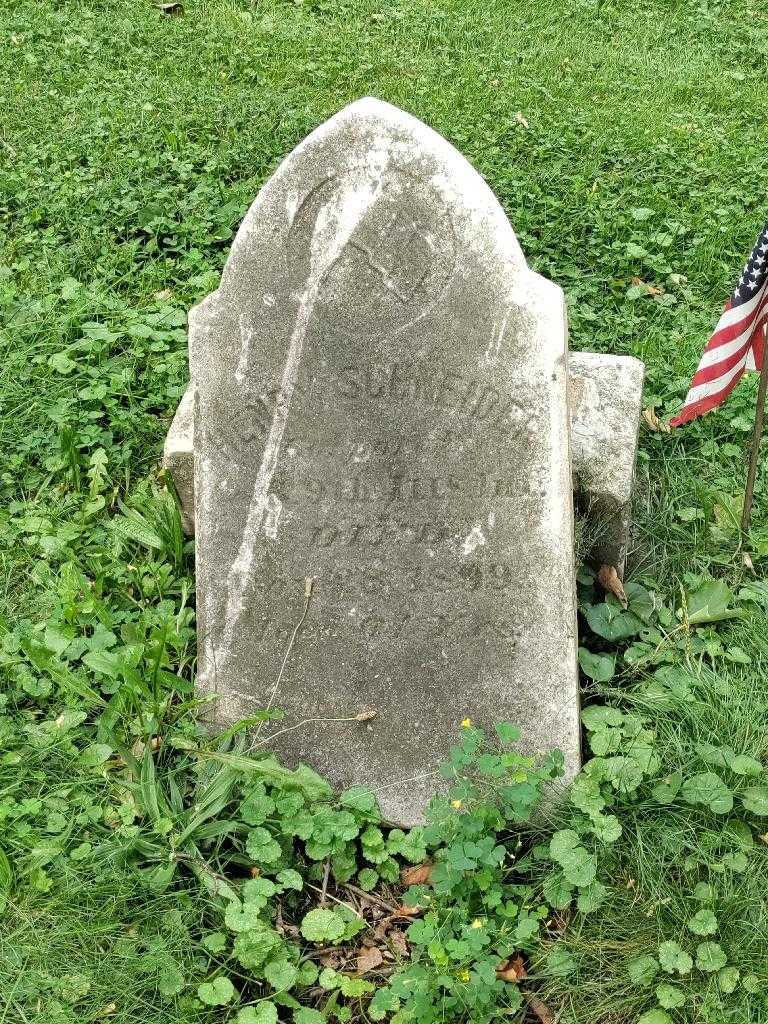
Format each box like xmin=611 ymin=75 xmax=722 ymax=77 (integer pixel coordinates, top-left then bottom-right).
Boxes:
xmin=670 ymin=221 xmax=768 ymax=427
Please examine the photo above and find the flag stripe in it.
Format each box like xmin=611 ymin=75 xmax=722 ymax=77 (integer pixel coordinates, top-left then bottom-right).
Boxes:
xmin=670 ymin=365 xmax=747 ymax=426
xmin=698 ymin=293 xmax=768 ymax=366
xmin=671 ymin=221 xmax=768 ymax=427
xmin=715 ymin=285 xmax=765 ymax=331
xmin=691 ymin=289 xmax=768 ymax=385
xmin=679 ymin=354 xmax=749 ymax=408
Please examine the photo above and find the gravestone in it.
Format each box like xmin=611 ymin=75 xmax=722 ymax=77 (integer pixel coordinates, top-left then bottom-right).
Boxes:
xmin=190 ymin=97 xmax=580 ymax=824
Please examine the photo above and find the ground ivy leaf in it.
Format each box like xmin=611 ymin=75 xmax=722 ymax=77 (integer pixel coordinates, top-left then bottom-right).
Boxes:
xmin=685 ymin=579 xmax=744 ymax=625
xmin=202 ymin=931 xmax=228 ymax=954
xmin=638 ymin=1011 xmax=672 ymax=1024
xmin=197 ymin=976 xmax=235 ymax=1005
xmin=300 ymin=908 xmax=345 ymax=943
xmin=225 ymin=898 xmax=261 ymax=932
xmin=237 ymin=1003 xmax=279 ymax=1024
xmin=718 ymin=966 xmax=740 ymax=993
xmin=339 ymin=786 xmax=379 ymax=815
xmin=695 ymin=942 xmax=727 ymax=972
xmin=741 ymin=785 xmax=768 ymax=815
xmin=680 ymin=772 xmax=733 ymax=814
xmin=581 ymin=706 xmax=624 ymax=730
xmin=542 ymin=870 xmax=572 ymax=909
xmin=245 ymin=827 xmax=282 ymax=863
xmin=656 ymin=982 xmax=685 ymax=1008
xmin=578 ymin=647 xmax=616 ymax=682
xmin=730 ymin=754 xmax=762 ymax=777
xmin=276 ymin=868 xmax=303 ymax=891
xmin=293 ymin=1009 xmax=325 ymax=1024
xmin=576 ymin=879 xmax=607 ymax=913
xmin=658 ymin=941 xmax=693 ymax=975
xmin=628 ymin=954 xmax=658 ymax=986
xmin=264 ymin=958 xmax=298 ymax=991
xmin=687 ymin=909 xmax=717 ymax=935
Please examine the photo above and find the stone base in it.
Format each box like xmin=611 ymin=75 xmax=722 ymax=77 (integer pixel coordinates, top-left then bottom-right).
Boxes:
xmin=162 ymin=387 xmax=195 ymax=536
xmin=569 ymin=352 xmax=645 ymax=575
xmin=162 ymin=351 xmax=644 ymax=573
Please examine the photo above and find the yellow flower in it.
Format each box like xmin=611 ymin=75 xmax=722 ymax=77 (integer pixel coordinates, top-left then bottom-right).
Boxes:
xmin=470 ymin=918 xmax=484 ymax=929
xmin=458 ymin=969 xmax=470 ymax=983
xmin=460 ymin=718 xmax=472 ymax=728
xmin=451 ymin=799 xmax=463 ymax=809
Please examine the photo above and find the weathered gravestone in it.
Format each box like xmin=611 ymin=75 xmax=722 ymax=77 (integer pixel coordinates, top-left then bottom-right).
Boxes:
xmin=190 ymin=97 xmax=580 ymax=824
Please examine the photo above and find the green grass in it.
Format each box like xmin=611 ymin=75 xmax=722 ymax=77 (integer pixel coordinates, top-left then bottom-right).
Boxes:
xmin=3 ymin=0 xmax=768 ymax=1021
xmin=0 ymin=870 xmax=209 ymax=1024
xmin=537 ymin=610 xmax=768 ymax=1024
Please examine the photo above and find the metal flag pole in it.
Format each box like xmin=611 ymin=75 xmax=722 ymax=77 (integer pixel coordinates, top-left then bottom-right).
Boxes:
xmin=741 ymin=329 xmax=768 ymax=535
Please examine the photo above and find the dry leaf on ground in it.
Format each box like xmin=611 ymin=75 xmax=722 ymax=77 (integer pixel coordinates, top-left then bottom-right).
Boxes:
xmin=355 ymin=708 xmax=378 ymax=721
xmin=388 ymin=928 xmax=409 ymax=958
xmin=598 ymin=564 xmax=627 ymax=608
xmin=642 ymin=406 xmax=671 ymax=433
xmin=631 ymin=276 xmax=663 ymax=296
xmin=357 ymin=945 xmax=384 ymax=975
xmin=400 ymin=862 xmax=432 ymax=886
xmin=496 ymin=954 xmax=527 ymax=982
xmin=395 ymin=903 xmax=422 ymax=917
xmin=524 ymin=991 xmax=556 ymax=1024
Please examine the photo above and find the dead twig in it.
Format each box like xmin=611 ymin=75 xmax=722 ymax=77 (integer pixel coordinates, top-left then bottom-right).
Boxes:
xmin=343 ymin=883 xmax=400 ymax=916
xmin=305 ymin=882 xmax=365 ymax=922
xmin=299 ymin=945 xmax=345 ymax=963
xmin=250 ymin=708 xmax=376 ymax=751
xmin=320 ymin=859 xmax=331 ymax=907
